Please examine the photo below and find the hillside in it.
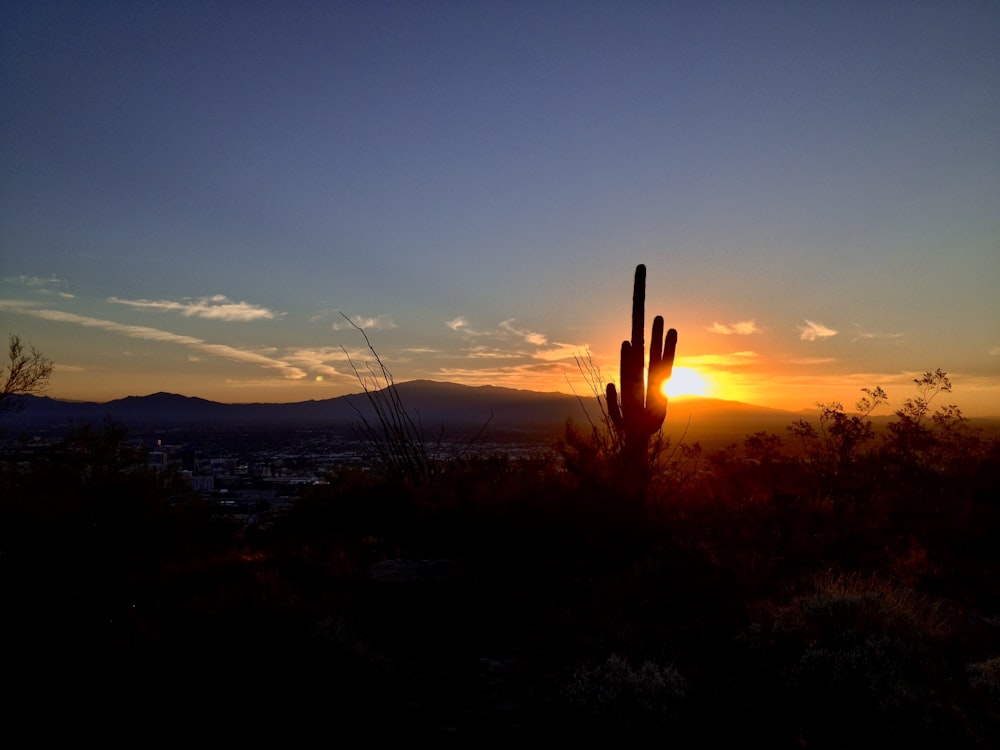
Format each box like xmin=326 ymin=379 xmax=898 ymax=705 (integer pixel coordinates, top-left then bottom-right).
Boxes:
xmin=8 ymin=382 xmax=997 ymax=452
xmin=2 ymin=381 xmax=796 ymax=440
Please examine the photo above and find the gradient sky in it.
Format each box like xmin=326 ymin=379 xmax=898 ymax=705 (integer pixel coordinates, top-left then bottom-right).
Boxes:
xmin=2 ymin=1 xmax=999 ymax=416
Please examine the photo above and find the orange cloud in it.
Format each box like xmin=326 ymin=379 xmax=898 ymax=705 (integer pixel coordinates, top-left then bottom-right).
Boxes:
xmin=798 ymin=320 xmax=838 ymax=341
xmin=708 ymin=320 xmax=759 ymax=335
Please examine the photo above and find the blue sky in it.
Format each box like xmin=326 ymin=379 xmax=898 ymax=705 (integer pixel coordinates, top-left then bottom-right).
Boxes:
xmin=2 ymin=1 xmax=999 ymax=415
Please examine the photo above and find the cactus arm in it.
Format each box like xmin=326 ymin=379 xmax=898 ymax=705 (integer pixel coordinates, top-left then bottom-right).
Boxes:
xmin=644 ymin=316 xmax=678 ymax=431
xmin=607 ymin=382 xmax=624 ymax=432
xmin=643 ymin=315 xmax=667 ymax=428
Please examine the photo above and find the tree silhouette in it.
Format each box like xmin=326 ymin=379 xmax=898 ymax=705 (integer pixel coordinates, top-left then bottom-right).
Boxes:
xmin=1 ymin=333 xmax=54 ymax=412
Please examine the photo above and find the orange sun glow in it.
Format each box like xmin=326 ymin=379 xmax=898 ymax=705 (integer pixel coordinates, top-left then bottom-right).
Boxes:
xmin=661 ymin=367 xmax=711 ymax=398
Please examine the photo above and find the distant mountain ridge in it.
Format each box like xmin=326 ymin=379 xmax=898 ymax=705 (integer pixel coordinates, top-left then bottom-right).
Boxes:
xmin=3 ymin=380 xmax=590 ymax=430
xmin=2 ymin=380 xmax=806 ymax=447
xmin=5 ymin=381 xmax=998 ymax=453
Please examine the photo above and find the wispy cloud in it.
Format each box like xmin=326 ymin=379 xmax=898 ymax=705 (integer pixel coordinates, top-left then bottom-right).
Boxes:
xmin=478 ymin=318 xmax=585 ymax=360
xmin=768 ymin=370 xmax=917 ymax=392
xmin=787 ymin=357 xmax=838 ymax=365
xmin=465 ymin=346 xmax=513 ymax=359
xmin=683 ymin=351 xmax=759 ymax=367
xmin=989 ymin=346 xmax=1000 ymax=356
xmin=0 ymin=299 xmax=43 ymax=310
xmin=6 ymin=275 xmax=74 ymax=297
xmin=6 ymin=275 xmax=59 ymax=287
xmin=283 ymin=346 xmax=357 ymax=379
xmin=108 ymin=294 xmax=280 ymax=322
xmin=500 ymin=319 xmax=548 ymax=346
xmin=708 ymin=320 xmax=759 ymax=335
xmin=532 ymin=342 xmax=587 ymax=362
xmin=435 ymin=361 xmax=572 ymax=390
xmin=444 ymin=314 xmax=586 ymax=365
xmin=0 ymin=302 xmax=307 ymax=379
xmin=850 ymin=326 xmax=906 ymax=343
xmin=446 ymin=316 xmax=493 ymax=336
xmin=798 ymin=320 xmax=838 ymax=341
xmin=331 ymin=313 xmax=397 ymax=331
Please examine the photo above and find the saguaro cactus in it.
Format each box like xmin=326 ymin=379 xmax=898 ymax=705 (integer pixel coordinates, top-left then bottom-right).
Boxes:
xmin=606 ymin=264 xmax=678 ymax=483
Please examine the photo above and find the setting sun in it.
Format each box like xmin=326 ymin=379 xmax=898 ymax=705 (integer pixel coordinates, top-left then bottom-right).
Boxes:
xmin=662 ymin=367 xmax=710 ymax=398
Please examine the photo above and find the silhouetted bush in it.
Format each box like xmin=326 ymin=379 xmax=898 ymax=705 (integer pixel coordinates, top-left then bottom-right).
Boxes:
xmin=561 ymin=653 xmax=688 ymax=738
xmin=740 ymin=571 xmax=983 ymax=748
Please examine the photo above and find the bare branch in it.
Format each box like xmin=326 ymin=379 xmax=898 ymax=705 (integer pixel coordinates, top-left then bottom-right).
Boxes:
xmin=1 ymin=333 xmax=54 ymax=411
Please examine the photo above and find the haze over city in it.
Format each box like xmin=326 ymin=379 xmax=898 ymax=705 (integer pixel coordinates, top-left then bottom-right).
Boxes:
xmin=3 ymin=1 xmax=998 ymax=416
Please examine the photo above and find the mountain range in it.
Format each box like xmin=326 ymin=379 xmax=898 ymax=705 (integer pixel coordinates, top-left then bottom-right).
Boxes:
xmin=1 ymin=380 xmax=806 ymax=448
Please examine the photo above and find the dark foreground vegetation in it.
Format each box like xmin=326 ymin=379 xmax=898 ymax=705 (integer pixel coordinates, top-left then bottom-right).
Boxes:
xmin=2 ymin=377 xmax=999 ymax=746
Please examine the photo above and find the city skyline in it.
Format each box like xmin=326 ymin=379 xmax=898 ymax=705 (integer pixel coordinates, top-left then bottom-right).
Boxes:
xmin=3 ymin=2 xmax=999 ymax=416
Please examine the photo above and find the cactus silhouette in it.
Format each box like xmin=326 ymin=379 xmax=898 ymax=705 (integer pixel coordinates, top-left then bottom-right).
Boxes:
xmin=606 ymin=264 xmax=678 ymax=483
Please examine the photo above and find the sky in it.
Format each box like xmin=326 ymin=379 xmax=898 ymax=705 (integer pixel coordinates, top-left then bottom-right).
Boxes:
xmin=2 ymin=1 xmax=999 ymax=417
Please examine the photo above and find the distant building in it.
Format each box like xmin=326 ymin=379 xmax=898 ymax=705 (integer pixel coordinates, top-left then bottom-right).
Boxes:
xmin=187 ymin=474 xmax=215 ymax=493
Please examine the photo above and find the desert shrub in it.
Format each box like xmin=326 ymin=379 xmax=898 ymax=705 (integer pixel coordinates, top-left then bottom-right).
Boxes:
xmin=786 ymin=388 xmax=887 ymax=519
xmin=558 ymin=415 xmax=704 ymax=531
xmin=875 ymin=372 xmax=972 ymax=515
xmin=963 ymin=655 xmax=1000 ymax=748
xmin=967 ymin=655 xmax=1000 ymax=701
xmin=556 ymin=417 xmax=622 ymax=488
xmin=559 ymin=346 xmax=695 ymax=508
xmin=561 ymin=652 xmax=688 ymax=737
xmin=742 ymin=571 xmax=976 ymax=748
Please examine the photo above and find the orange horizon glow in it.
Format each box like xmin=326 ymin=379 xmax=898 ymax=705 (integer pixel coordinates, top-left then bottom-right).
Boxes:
xmin=662 ymin=366 xmax=713 ymax=399
xmin=34 ymin=360 xmax=1000 ymax=418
